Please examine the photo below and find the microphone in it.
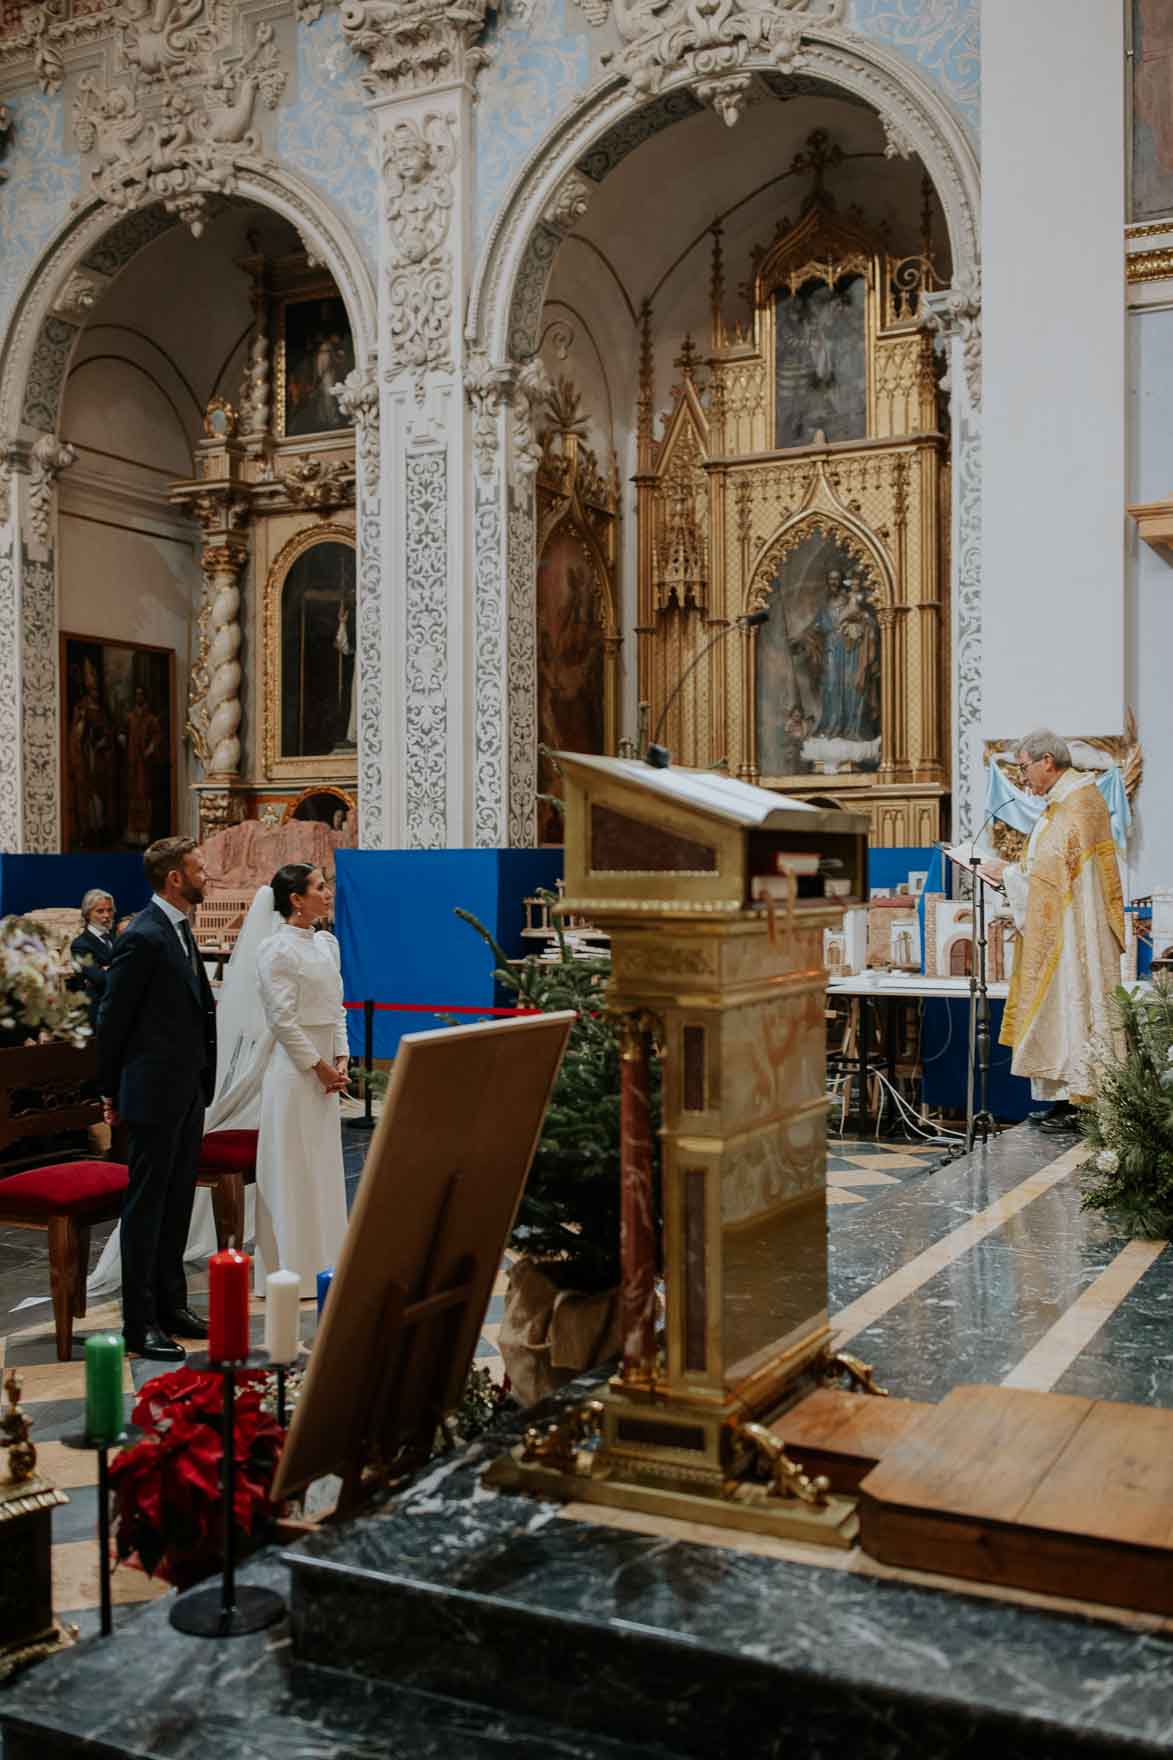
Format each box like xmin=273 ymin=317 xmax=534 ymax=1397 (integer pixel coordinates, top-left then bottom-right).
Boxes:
xmin=645 ymin=608 xmax=770 ymax=769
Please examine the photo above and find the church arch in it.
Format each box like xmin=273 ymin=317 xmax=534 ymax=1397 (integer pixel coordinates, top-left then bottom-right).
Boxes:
xmin=0 ymin=169 xmax=378 ymax=853
xmin=467 ymin=35 xmax=979 ymax=844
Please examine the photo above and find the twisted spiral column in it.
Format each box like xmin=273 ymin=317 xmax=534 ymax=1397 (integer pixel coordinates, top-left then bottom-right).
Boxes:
xmin=201 ymin=544 xmax=246 ymax=780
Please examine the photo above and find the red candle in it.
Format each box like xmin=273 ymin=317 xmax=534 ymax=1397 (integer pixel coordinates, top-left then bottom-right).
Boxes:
xmin=208 ymin=1245 xmax=251 ymax=1363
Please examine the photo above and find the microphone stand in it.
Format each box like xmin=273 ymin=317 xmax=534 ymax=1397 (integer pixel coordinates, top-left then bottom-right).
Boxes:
xmin=965 ymin=848 xmax=997 ymax=1150
xmin=645 ymin=610 xmax=769 ymax=768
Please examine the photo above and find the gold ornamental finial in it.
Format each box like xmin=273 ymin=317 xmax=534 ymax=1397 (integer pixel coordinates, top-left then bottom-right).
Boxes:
xmin=2 ymin=1370 xmax=36 ymax=1483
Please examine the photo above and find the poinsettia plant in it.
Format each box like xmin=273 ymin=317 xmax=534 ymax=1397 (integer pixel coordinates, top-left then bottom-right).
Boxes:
xmin=109 ymin=1367 xmax=284 ymax=1590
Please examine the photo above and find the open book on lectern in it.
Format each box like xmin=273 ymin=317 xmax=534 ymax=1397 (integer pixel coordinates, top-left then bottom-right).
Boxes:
xmin=939 ymin=842 xmax=1005 ymax=893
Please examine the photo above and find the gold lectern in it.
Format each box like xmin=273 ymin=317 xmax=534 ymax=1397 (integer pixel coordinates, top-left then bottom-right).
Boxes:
xmin=487 ymin=756 xmax=870 ymax=1545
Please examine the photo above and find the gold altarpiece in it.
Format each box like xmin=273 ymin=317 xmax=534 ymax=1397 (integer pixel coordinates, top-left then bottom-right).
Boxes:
xmin=637 ymin=161 xmax=949 ymax=846
xmin=534 ymin=381 xmax=621 ymax=842
xmin=170 ymin=252 xmax=359 ymax=838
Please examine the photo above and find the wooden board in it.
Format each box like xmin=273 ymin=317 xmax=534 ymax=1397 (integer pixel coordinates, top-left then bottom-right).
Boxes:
xmin=859 ymin=1385 xmax=1173 ymax=1616
xmin=272 ymin=1012 xmax=574 ymax=1502
xmin=770 ymin=1389 xmax=934 ymax=1493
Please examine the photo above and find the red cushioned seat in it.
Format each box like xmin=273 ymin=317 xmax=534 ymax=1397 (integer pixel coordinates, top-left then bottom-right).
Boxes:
xmin=0 ymin=1158 xmax=128 ymax=1219
xmin=198 ymin=1129 xmax=258 ymax=1173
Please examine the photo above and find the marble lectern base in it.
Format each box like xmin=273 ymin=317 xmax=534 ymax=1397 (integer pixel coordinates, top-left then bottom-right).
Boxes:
xmin=6 ymin=1370 xmax=1173 ymax=1760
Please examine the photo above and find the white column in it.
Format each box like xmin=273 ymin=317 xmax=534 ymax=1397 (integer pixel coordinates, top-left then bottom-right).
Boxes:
xmin=982 ymin=0 xmax=1125 ymax=739
xmin=348 ymin=0 xmax=491 ymax=850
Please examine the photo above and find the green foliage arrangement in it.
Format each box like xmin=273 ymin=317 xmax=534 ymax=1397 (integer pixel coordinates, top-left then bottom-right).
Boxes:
xmin=1081 ymin=981 xmax=1173 ymax=1237
xmin=455 ymin=896 xmax=661 ymax=1292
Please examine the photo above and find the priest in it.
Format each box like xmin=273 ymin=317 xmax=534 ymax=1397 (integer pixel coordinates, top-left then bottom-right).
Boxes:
xmin=979 ymin=731 xmax=1124 ymax=1134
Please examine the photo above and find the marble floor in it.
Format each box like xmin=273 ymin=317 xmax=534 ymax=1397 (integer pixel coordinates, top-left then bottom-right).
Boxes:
xmin=1 ymin=1121 xmax=1168 ymax=1645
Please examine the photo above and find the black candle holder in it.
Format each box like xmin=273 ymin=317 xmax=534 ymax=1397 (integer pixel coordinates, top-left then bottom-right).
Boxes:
xmin=167 ymin=1349 xmax=286 ymax=1639
xmin=61 ymin=1424 xmax=141 ymax=1638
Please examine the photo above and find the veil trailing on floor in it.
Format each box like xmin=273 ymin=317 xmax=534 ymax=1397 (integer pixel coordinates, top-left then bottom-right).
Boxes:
xmin=86 ymin=887 xmax=281 ymax=1299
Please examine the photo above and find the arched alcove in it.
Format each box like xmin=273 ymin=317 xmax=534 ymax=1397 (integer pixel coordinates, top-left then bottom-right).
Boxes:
xmin=0 ymin=168 xmax=379 ymax=853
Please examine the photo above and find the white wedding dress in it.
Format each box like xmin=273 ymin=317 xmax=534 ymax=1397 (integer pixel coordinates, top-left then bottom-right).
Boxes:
xmin=253 ymin=922 xmax=349 ymax=1294
xmin=88 ymin=889 xmax=348 ymax=1302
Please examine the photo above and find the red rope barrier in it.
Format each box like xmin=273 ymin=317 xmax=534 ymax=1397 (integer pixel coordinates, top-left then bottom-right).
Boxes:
xmin=343 ymin=1000 xmax=539 ymax=1017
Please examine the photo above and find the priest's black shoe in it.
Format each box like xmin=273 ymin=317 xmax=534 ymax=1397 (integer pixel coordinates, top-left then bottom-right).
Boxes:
xmin=124 ymin=1327 xmax=185 ymax=1362
xmin=159 ymin=1308 xmax=209 ymax=1339
xmin=1037 ymin=1105 xmax=1080 ymax=1136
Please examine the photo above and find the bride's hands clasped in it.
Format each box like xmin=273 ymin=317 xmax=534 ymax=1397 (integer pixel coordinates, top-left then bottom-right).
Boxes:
xmin=313 ymin=1057 xmax=348 ymax=1095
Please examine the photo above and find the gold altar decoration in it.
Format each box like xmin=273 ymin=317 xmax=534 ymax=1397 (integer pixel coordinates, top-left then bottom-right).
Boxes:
xmin=486 ymin=753 xmax=867 ymax=1545
xmin=170 ymin=248 xmax=358 ymax=836
xmin=0 ymin=1372 xmax=71 ymax=1681
xmin=535 ymin=378 xmax=621 ymax=838
xmin=636 ymin=135 xmax=948 ymax=847
xmin=982 ymin=713 xmax=1143 ymax=863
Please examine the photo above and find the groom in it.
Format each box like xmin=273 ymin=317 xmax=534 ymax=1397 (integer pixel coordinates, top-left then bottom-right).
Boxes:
xmin=98 ymin=836 xmax=217 ymax=1361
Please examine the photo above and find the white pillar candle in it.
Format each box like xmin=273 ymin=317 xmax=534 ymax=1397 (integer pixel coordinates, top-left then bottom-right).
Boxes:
xmin=264 ymin=1269 xmax=301 ymax=1364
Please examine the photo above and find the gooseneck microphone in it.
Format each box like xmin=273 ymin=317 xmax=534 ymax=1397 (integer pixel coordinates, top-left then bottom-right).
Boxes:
xmin=644 ymin=608 xmax=770 ymax=769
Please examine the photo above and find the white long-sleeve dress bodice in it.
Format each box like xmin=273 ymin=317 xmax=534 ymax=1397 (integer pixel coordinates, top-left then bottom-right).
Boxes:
xmin=253 ymin=925 xmax=349 ymax=1294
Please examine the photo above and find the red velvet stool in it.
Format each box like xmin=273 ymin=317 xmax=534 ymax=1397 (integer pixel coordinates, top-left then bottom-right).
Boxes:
xmin=196 ymin=1129 xmax=258 ymax=1254
xmin=0 ymin=1160 xmax=128 ymax=1360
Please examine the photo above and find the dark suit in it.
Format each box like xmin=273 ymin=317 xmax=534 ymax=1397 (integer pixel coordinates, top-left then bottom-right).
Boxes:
xmin=97 ymin=900 xmax=216 ymax=1340
xmin=71 ymin=927 xmax=114 ymax=1026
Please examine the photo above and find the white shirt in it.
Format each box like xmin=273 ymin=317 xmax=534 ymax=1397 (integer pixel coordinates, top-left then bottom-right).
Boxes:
xmin=152 ymin=892 xmax=196 ymax=954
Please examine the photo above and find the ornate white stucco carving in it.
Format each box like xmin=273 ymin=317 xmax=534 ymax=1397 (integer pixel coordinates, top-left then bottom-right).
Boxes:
xmin=384 ymin=113 xmax=457 ymax=389
xmin=597 ymin=0 xmax=847 ymax=126
xmin=0 ymin=436 xmax=11 ymax=529
xmin=403 ymin=451 xmax=448 ymax=847
xmin=51 ymin=270 xmax=109 ymax=323
xmin=881 ymin=111 xmax=915 ymax=160
xmin=541 ymin=171 xmax=592 ymax=236
xmin=28 ymin=434 xmax=76 ymax=552
xmin=239 ymin=331 xmax=270 ymax=435
xmin=473 ymin=473 xmax=506 ymax=846
xmin=71 ymin=9 xmax=287 ymax=237
xmin=464 ymin=350 xmax=510 ymax=477
xmin=21 ymin=550 xmax=59 ymax=851
xmin=506 ymin=498 xmax=537 ymax=847
xmin=511 ymin=355 xmax=552 ymax=486
xmin=340 ymin=0 xmax=492 ymax=96
xmin=334 ymin=364 xmax=380 ymax=488
xmin=923 ymin=269 xmax=981 ymax=418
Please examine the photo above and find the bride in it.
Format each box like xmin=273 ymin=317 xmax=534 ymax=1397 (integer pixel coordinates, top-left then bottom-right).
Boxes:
xmin=89 ymin=863 xmax=350 ymax=1301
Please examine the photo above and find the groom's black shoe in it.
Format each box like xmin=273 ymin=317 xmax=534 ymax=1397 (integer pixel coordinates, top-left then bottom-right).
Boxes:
xmin=159 ymin=1308 xmax=209 ymax=1340
xmin=124 ymin=1327 xmax=185 ymax=1362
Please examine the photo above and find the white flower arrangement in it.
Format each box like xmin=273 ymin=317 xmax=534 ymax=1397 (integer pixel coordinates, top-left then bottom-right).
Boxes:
xmin=1095 ymin=1148 xmax=1119 ymax=1175
xmin=0 ymin=916 xmax=91 ymax=1048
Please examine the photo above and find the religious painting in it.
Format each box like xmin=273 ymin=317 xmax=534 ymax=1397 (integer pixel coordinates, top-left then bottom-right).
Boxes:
xmin=755 ymin=530 xmax=881 ymax=780
xmin=774 ymin=276 xmax=867 ymax=448
xmin=60 ymin=635 xmax=175 ymax=854
xmin=278 ymin=293 xmax=355 ymax=438
xmin=279 ymin=538 xmax=357 ymax=760
xmin=1131 ymin=0 xmax=1173 ymax=221
xmin=536 ymin=527 xmax=605 ymax=845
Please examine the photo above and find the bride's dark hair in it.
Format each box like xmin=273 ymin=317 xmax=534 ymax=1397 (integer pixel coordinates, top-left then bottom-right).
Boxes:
xmin=272 ymin=862 xmax=315 ymax=920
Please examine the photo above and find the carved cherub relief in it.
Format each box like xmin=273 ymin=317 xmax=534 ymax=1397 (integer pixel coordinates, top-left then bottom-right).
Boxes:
xmin=383 ymin=114 xmax=456 ymax=266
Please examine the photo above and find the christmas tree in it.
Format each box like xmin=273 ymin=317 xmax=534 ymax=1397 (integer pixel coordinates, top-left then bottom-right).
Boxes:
xmin=456 ymin=899 xmax=661 ymax=1292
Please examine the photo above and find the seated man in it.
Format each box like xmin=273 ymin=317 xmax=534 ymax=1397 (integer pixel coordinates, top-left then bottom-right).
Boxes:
xmin=71 ymin=888 xmax=116 ymax=1026
xmin=980 ymin=731 xmax=1124 ymax=1133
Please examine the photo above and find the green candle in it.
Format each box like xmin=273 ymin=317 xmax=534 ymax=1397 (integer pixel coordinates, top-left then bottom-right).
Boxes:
xmin=85 ymin=1332 xmax=124 ymax=1444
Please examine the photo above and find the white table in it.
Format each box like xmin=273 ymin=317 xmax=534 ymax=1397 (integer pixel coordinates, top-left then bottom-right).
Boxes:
xmin=826 ymin=971 xmax=1008 ymax=1131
